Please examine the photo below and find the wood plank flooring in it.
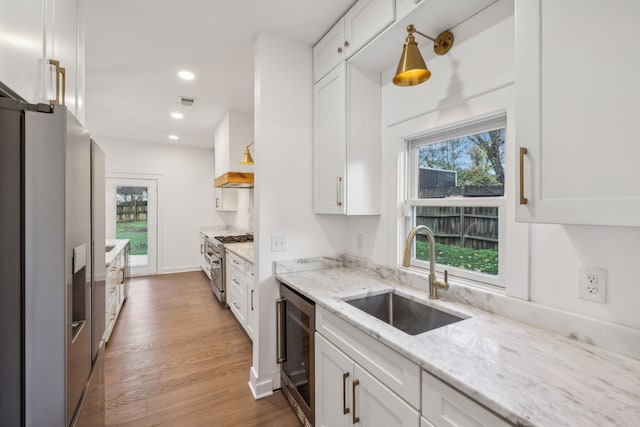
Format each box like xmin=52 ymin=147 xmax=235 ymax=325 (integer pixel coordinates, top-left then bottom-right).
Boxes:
xmin=102 ymin=271 xmax=300 ymax=427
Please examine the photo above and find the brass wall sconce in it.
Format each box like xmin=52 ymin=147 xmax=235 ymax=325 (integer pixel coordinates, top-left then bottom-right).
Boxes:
xmin=392 ymin=24 xmax=454 ymax=87
xmin=240 ymin=141 xmax=255 ymax=164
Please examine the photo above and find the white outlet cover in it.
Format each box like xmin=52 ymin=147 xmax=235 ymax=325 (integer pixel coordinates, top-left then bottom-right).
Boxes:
xmin=579 ymin=267 xmax=607 ymax=303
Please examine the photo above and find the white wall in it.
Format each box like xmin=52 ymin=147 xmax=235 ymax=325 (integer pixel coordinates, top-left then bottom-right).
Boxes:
xmin=346 ymin=0 xmax=640 ymax=331
xmin=99 ymin=138 xmax=223 ymax=273
xmin=250 ymin=32 xmax=347 ymax=397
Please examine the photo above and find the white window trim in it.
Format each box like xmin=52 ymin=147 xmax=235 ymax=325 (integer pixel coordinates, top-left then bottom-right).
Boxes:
xmin=405 ymin=113 xmax=508 ymax=289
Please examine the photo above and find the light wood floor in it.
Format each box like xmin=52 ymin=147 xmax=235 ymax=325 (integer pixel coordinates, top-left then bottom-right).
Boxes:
xmin=103 ymin=271 xmax=300 ymax=427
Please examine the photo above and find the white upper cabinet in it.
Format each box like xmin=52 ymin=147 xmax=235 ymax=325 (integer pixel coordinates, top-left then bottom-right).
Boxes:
xmin=313 ymin=20 xmax=346 ymax=84
xmin=0 ymin=0 xmax=48 ymax=102
xmin=314 ymin=63 xmax=347 ymax=214
xmin=515 ymin=0 xmax=640 ymax=226
xmin=344 ymin=0 xmax=395 ymax=59
xmin=313 ymin=0 xmax=395 ymax=82
xmin=313 ymin=62 xmax=381 ymax=215
xmin=395 ymin=0 xmax=423 ymax=21
xmin=0 ymin=0 xmax=84 ymax=121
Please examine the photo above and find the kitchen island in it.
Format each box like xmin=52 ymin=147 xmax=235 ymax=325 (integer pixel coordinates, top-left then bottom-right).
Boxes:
xmin=276 ymin=256 xmax=640 ymax=427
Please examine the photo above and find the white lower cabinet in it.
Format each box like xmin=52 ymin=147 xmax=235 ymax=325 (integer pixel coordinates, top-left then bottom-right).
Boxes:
xmin=104 ymin=242 xmax=128 ymax=342
xmin=315 ymin=306 xmax=420 ymax=426
xmin=316 ymin=305 xmax=511 ymax=427
xmin=245 ymin=261 xmax=256 ymax=338
xmin=421 ymin=371 xmax=510 ymax=427
xmin=316 ymin=333 xmax=419 ymax=427
xmin=226 ymin=250 xmax=254 ymax=340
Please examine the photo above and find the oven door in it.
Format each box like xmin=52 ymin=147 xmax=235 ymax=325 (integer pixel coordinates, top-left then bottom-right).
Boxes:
xmin=209 ymin=255 xmax=224 ymax=302
xmin=277 ymin=283 xmax=315 ymax=425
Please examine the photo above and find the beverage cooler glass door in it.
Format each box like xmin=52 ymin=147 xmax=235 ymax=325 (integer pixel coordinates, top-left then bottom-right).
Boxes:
xmin=278 ymin=283 xmax=315 ymax=424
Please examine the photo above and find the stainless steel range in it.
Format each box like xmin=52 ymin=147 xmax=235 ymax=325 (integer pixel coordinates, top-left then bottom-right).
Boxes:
xmin=207 ymin=233 xmax=253 ymax=304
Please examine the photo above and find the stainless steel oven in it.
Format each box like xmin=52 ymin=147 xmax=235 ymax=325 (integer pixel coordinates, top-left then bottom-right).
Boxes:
xmin=206 ymin=240 xmax=225 ymax=303
xmin=208 ymin=234 xmax=254 ymax=305
xmin=277 ymin=282 xmax=315 ymax=427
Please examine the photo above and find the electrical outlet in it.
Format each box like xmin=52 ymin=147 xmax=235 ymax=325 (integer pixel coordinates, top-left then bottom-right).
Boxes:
xmin=271 ymin=235 xmax=287 ymax=252
xmin=579 ymin=268 xmax=607 ymax=303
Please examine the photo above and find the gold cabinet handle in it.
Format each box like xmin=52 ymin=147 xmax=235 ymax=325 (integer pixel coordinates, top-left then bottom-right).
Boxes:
xmin=343 ymin=372 xmax=350 ymax=414
xmin=519 ymin=147 xmax=528 ymax=205
xmin=338 ymin=46 xmax=343 ymax=54
xmin=352 ymin=379 xmax=360 ymax=424
xmin=336 ymin=177 xmax=343 ymax=207
xmin=59 ymin=66 xmax=66 ymax=105
xmin=49 ymin=59 xmax=60 ymax=105
xmin=48 ymin=59 xmax=66 ymax=106
xmin=250 ymin=289 xmax=254 ymax=311
xmin=344 ymin=40 xmax=350 ymax=47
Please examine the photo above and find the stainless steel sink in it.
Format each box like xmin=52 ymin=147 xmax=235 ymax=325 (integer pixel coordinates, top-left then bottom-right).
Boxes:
xmin=345 ymin=292 xmax=464 ymax=335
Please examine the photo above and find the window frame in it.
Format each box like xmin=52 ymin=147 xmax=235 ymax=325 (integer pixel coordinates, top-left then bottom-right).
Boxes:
xmin=405 ymin=114 xmax=508 ymax=289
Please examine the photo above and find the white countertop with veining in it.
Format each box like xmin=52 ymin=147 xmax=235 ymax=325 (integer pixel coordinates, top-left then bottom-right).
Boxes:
xmin=105 ymin=239 xmax=128 ymax=266
xmin=276 ymin=266 xmax=640 ymax=427
xmin=224 ymin=242 xmax=254 ymax=264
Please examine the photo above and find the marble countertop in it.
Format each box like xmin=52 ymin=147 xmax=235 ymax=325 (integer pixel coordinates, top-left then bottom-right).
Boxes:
xmin=225 ymin=242 xmax=254 ymax=264
xmin=105 ymin=239 xmax=128 ymax=266
xmin=276 ymin=266 xmax=640 ymax=427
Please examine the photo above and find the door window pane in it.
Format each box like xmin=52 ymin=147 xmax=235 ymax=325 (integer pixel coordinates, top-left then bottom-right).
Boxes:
xmin=116 ymin=186 xmax=148 ymax=266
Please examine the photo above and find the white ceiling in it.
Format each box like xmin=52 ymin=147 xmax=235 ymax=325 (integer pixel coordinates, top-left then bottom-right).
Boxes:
xmin=84 ymin=0 xmax=356 ymax=149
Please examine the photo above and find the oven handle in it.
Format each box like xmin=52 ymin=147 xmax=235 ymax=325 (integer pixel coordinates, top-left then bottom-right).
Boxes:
xmin=276 ymin=297 xmax=287 ymax=363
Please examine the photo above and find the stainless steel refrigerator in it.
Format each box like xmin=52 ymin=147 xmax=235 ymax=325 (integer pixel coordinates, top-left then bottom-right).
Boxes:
xmin=0 ymin=97 xmax=101 ymax=426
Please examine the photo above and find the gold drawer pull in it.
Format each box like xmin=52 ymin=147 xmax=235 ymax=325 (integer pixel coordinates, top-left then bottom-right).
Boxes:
xmin=519 ymin=147 xmax=528 ymax=205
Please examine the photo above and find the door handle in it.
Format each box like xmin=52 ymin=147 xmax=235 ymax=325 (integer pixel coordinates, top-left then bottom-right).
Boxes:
xmin=48 ymin=59 xmax=66 ymax=105
xmin=276 ymin=298 xmax=286 ymax=363
xmin=352 ymin=379 xmax=360 ymax=424
xmin=336 ymin=177 xmax=343 ymax=207
xmin=519 ymin=147 xmax=528 ymax=205
xmin=343 ymin=372 xmax=350 ymax=414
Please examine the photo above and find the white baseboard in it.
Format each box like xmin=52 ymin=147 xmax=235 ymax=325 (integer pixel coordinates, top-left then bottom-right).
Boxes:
xmin=160 ymin=265 xmax=201 ymax=275
xmin=248 ymin=366 xmax=276 ymax=400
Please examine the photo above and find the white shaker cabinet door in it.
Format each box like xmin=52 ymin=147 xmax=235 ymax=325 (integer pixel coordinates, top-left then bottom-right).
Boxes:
xmin=422 ymin=371 xmax=510 ymax=427
xmin=353 ymin=364 xmax=419 ymax=427
xmin=515 ymin=0 xmax=640 ymax=226
xmin=315 ymin=333 xmax=354 ymax=427
xmin=0 ymin=0 xmax=48 ymax=103
xmin=313 ymin=62 xmax=347 ymax=214
xmin=343 ymin=0 xmax=395 ymax=58
xmin=313 ymin=19 xmax=345 ymax=83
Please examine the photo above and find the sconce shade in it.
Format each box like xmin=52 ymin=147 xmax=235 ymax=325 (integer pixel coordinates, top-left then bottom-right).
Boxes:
xmin=393 ymin=34 xmax=431 ymax=86
xmin=240 ymin=146 xmax=254 ymax=164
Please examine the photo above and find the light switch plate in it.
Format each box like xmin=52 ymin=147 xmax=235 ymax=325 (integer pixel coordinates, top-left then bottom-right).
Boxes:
xmin=271 ymin=235 xmax=286 ymax=252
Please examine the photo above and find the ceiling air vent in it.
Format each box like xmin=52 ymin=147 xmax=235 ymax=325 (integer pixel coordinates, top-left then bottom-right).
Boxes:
xmin=178 ymin=96 xmax=196 ymax=107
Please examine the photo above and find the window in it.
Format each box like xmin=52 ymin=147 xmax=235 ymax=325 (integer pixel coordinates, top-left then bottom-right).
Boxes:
xmin=406 ymin=115 xmax=506 ymax=288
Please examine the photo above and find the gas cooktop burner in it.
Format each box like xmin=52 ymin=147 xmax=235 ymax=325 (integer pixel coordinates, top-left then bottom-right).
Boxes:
xmin=214 ymin=234 xmax=254 ymax=244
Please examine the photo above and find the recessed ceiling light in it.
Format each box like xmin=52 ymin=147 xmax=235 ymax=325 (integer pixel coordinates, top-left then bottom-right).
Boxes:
xmin=171 ymin=112 xmax=184 ymax=119
xmin=168 ymin=134 xmax=179 ymax=141
xmin=178 ymin=70 xmax=195 ymax=80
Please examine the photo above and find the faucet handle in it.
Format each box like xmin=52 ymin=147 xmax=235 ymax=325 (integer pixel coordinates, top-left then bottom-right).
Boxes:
xmin=444 ymin=269 xmax=448 ymax=284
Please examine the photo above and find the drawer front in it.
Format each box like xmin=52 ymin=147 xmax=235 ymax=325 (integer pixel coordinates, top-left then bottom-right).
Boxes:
xmin=228 ymin=283 xmax=247 ymax=324
xmin=227 ymin=251 xmax=246 ymax=274
xmin=316 ymin=305 xmax=420 ymax=409
xmin=422 ymin=371 xmax=511 ymax=427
